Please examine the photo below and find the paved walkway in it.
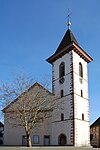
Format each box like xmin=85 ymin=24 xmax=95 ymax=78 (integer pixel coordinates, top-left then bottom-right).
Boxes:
xmin=0 ymin=147 xmax=99 ymax=150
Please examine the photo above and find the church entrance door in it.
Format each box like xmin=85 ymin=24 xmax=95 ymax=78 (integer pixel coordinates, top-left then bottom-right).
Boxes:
xmin=59 ymin=134 xmax=67 ymax=145
xmin=44 ymin=135 xmax=50 ymax=146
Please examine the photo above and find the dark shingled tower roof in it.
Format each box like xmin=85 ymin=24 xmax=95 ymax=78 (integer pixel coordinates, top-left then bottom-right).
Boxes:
xmin=90 ymin=117 xmax=100 ymax=128
xmin=55 ymin=29 xmax=79 ymax=54
xmin=46 ymin=23 xmax=93 ymax=64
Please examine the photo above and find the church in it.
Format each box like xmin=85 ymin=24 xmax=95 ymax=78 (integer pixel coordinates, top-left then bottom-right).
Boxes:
xmin=3 ymin=19 xmax=93 ymax=146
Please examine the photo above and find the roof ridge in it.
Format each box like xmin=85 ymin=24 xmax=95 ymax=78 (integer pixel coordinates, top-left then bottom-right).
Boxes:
xmin=2 ymin=82 xmax=53 ymax=112
xmin=90 ymin=117 xmax=100 ymax=127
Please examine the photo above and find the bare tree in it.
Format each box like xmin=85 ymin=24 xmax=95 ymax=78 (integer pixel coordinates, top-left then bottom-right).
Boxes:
xmin=0 ymin=75 xmax=58 ymax=147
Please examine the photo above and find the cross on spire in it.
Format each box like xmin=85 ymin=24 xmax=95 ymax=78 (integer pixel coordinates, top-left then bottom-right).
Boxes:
xmin=67 ymin=9 xmax=71 ymax=29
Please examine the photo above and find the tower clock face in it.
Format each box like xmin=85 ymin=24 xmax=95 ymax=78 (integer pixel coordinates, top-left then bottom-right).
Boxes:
xmin=59 ymin=77 xmax=65 ymax=84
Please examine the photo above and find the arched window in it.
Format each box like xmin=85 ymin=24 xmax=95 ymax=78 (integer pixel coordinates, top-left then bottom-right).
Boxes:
xmin=59 ymin=62 xmax=65 ymax=78
xmin=61 ymin=113 xmax=64 ymax=121
xmin=79 ymin=62 xmax=83 ymax=78
xmin=60 ymin=90 xmax=64 ymax=98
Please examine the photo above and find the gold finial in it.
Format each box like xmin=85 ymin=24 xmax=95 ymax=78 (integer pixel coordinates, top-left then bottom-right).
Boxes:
xmin=67 ymin=9 xmax=72 ymax=29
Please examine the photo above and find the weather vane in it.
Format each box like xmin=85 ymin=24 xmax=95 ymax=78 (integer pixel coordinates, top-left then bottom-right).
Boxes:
xmin=67 ymin=9 xmax=72 ymax=29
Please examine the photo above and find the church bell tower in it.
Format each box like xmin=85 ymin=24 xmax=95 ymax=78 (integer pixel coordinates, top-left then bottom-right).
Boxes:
xmin=46 ymin=19 xmax=93 ymax=146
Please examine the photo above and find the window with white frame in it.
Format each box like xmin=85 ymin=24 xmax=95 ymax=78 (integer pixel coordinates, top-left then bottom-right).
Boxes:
xmin=33 ymin=135 xmax=39 ymax=144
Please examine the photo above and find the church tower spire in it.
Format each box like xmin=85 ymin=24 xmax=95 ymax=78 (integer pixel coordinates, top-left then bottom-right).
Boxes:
xmin=46 ymin=20 xmax=93 ymax=146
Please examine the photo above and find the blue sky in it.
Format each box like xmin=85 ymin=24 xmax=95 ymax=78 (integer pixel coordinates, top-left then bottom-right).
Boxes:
xmin=0 ymin=0 xmax=99 ymax=124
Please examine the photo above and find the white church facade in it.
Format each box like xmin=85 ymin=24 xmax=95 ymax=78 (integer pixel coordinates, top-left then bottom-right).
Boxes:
xmin=3 ymin=22 xmax=93 ymax=146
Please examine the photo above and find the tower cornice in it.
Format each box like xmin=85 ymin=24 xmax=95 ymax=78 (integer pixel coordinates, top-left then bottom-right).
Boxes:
xmin=46 ymin=42 xmax=93 ymax=64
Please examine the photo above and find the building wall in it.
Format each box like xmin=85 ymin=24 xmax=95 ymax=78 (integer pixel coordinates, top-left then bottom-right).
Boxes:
xmin=4 ymin=119 xmax=25 ymax=146
xmin=4 ymin=114 xmax=52 ymax=146
xmin=73 ymin=50 xmax=90 ymax=146
xmin=3 ymin=84 xmax=53 ymax=146
xmin=52 ymin=51 xmax=72 ymax=95
xmin=52 ymin=51 xmax=74 ymax=145
xmin=52 ymin=50 xmax=90 ymax=146
xmin=90 ymin=126 xmax=100 ymax=147
xmin=51 ymin=119 xmax=73 ymax=145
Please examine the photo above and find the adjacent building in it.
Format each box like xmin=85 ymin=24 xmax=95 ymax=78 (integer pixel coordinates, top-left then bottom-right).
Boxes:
xmin=90 ymin=117 xmax=100 ymax=147
xmin=0 ymin=122 xmax=4 ymax=145
xmin=3 ymin=20 xmax=93 ymax=146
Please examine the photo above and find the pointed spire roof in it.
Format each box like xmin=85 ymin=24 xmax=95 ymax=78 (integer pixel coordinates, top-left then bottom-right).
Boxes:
xmin=55 ymin=29 xmax=79 ymax=54
xmin=46 ymin=28 xmax=93 ymax=64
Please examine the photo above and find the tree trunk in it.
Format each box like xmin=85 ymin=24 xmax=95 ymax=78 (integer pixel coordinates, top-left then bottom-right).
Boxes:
xmin=26 ymin=132 xmax=32 ymax=147
xmin=25 ymin=118 xmax=32 ymax=147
